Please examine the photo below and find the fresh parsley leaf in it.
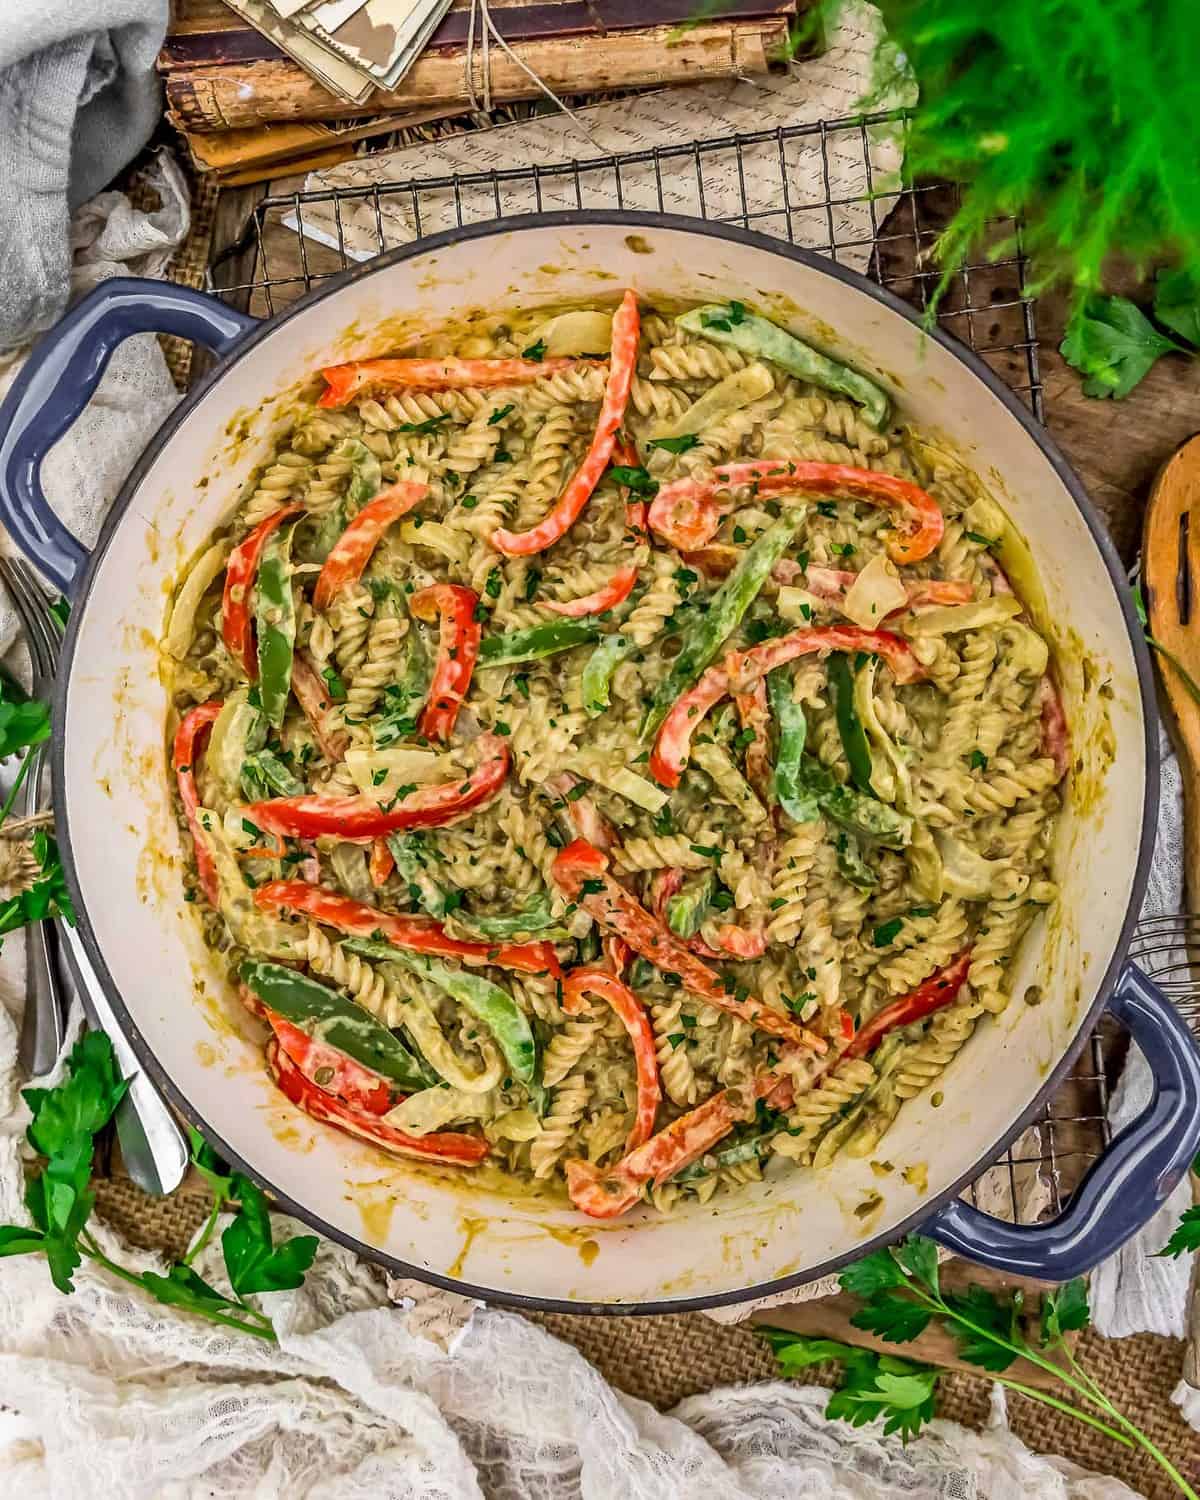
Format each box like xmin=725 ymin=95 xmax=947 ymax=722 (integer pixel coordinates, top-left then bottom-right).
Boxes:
xmin=700 ymin=312 xmax=731 ymax=332
xmin=849 ymin=1288 xmax=934 ymax=1344
xmin=646 ymin=434 xmax=700 ymax=454
xmin=758 ymin=1329 xmax=863 ymax=1374
xmin=784 ymin=991 xmax=817 ymax=1015
xmin=609 ymin=465 xmax=659 ymax=497
xmin=580 ymin=878 xmax=605 ymax=896
xmin=1041 ymin=1277 xmax=1090 ymax=1339
xmin=828 ymin=1359 xmax=939 ymax=1441
xmin=1153 ymin=265 xmax=1200 ymax=348
xmin=139 ymin=1262 xmax=238 ymax=1314
xmin=963 ymin=530 xmax=999 ymax=548
xmin=321 ymin=666 xmax=347 ymax=701
xmin=187 ymin=1126 xmax=234 ymax=1204
xmin=727 ymin=300 xmax=746 ymax=325
xmin=488 ymin=403 xmax=515 ymax=426
xmin=1060 ymin=294 xmax=1184 ymax=399
xmin=521 ymin=338 xmax=547 ymax=360
xmin=942 ymin=1283 xmax=1017 ymax=1371
xmin=969 ymin=749 xmax=988 ymax=770
xmin=485 ymin=568 xmax=502 ymax=599
xmin=0 ymin=693 xmax=50 ymax=761
xmin=221 ymin=1173 xmax=318 ymax=1296
xmin=0 ymin=831 xmax=75 ymax=943
xmin=873 ymin=917 xmax=903 ymax=947
xmin=894 ymin=1235 xmax=940 ymax=1295
xmin=838 ymin=1246 xmax=907 ymax=1298
xmin=0 ymin=1224 xmax=46 ymax=1256
xmin=1158 ymin=1204 xmax=1200 ymax=1258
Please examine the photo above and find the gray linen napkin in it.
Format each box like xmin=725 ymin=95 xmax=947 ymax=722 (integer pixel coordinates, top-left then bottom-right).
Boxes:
xmin=0 ymin=0 xmax=169 ymax=349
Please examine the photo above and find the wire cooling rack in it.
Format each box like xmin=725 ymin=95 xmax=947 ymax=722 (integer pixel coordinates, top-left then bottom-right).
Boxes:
xmin=206 ymin=110 xmax=1106 ymax=1222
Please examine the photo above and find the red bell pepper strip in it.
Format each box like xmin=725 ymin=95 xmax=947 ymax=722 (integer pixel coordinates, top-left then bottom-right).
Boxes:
xmin=727 ymin=624 xmax=925 ymax=690
xmin=565 ymin=1066 xmax=787 ymax=1218
xmin=1038 ymin=673 xmax=1070 ymax=781
xmin=290 ymin=653 xmax=350 ymax=761
xmin=369 ymin=838 xmax=395 ymax=888
xmin=648 ymin=667 xmax=731 ymax=789
xmin=710 ymin=924 xmax=767 ymax=960
xmin=409 ymin=583 xmax=481 ymax=741
xmin=267 ymin=1039 xmax=489 ymax=1164
xmin=313 ymin=481 xmax=427 ymax=611
xmin=263 ymin=1004 xmax=394 ymax=1115
xmin=317 ymin=355 xmax=587 ymax=407
xmin=253 ymin=878 xmax=561 ymax=977
xmin=651 ymin=626 xmax=923 ymax=789
xmin=563 ymin=966 xmax=660 ymax=1151
xmin=543 ymin=434 xmax=646 ymax=616
xmin=803 ymin=565 xmax=972 ymax=612
xmin=735 ymin=678 xmax=772 ymax=802
xmin=244 ymin=733 xmax=510 ymax=841
xmin=546 ymin=772 xmax=616 ymax=852
xmin=603 ymin=935 xmax=632 ymax=977
xmin=844 ymin=951 xmax=972 ymax=1061
xmin=173 ymin=700 xmax=223 ymax=907
xmin=648 ymin=459 xmax=944 ymax=564
xmin=222 ymin=506 xmax=302 ymax=676
xmin=552 ymin=839 xmax=824 ymax=1050
xmin=492 ymin=289 xmax=640 ymax=556
xmin=544 ymin=565 xmax=638 ymax=618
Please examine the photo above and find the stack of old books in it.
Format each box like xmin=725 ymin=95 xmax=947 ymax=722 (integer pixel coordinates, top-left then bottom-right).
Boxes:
xmin=161 ymin=0 xmax=804 ymax=184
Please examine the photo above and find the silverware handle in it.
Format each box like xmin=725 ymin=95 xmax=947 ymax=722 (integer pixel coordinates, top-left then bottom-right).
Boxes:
xmin=56 ymin=922 xmax=189 ymax=1196
xmin=17 ymin=916 xmax=66 ymax=1076
xmin=16 ymin=744 xmax=66 ymax=1075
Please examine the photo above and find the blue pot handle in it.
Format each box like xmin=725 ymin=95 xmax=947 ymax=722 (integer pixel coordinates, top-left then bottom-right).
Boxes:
xmin=0 ymin=277 xmax=258 ymax=597
xmin=924 ymin=963 xmax=1200 ymax=1280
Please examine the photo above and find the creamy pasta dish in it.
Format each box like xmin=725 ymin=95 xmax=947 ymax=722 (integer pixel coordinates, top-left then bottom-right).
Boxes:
xmin=166 ymin=292 xmax=1066 ymax=1219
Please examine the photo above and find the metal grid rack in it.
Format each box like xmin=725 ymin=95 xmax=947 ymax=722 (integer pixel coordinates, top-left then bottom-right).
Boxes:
xmin=208 ymin=111 xmax=1106 ymax=1222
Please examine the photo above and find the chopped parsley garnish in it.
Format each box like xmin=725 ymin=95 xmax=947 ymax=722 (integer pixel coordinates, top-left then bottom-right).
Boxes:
xmin=646 ymin=434 xmax=700 ymax=454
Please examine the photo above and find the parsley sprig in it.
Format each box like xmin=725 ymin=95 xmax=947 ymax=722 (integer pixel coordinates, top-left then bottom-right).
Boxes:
xmin=761 ymin=1235 xmax=1197 ymax=1496
xmin=0 ymin=1033 xmax=317 ymax=1342
xmin=1158 ymin=1152 xmax=1200 ymax=1258
xmin=0 ymin=661 xmax=73 ymax=946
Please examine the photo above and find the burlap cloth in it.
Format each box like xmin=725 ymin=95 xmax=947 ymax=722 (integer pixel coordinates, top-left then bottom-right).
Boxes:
xmin=92 ymin=1170 xmax=1195 ymax=1500
xmin=99 ymin=162 xmax=1198 ymax=1500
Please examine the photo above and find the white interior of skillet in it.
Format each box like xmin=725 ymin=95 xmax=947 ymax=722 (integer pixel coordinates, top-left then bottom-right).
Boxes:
xmin=60 ymin=220 xmax=1147 ymax=1306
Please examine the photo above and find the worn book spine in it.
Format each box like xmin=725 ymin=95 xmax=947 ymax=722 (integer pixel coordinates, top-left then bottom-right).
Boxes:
xmin=165 ymin=19 xmax=791 ymax=131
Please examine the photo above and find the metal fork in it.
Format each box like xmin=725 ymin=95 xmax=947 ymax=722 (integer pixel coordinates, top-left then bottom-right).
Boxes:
xmin=0 ymin=558 xmax=189 ymax=1195
xmin=0 ymin=557 xmax=68 ymax=1076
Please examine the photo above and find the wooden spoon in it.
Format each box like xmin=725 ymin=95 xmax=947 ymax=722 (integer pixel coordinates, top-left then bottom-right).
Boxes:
xmin=1141 ymin=432 xmax=1200 ymax=1396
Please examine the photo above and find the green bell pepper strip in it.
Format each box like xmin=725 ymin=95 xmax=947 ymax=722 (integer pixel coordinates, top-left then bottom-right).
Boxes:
xmin=374 ymin=625 xmax=432 ymax=747
xmin=767 ymin=667 xmax=818 ymax=822
xmin=793 ymin=754 xmax=912 ymax=848
xmin=255 ymin=525 xmax=297 ymax=728
xmin=241 ymin=747 xmax=305 ymax=800
xmin=828 ymin=653 xmax=874 ymax=792
xmin=581 ymin=632 xmax=635 ymax=716
xmin=677 ymin=1130 xmax=773 ymax=1181
xmin=665 ymin=871 xmax=715 ymax=939
xmin=240 ymin=959 xmax=433 ymax=1091
xmin=834 ymin=830 xmax=878 ymax=890
xmin=456 ymin=891 xmax=561 ymax=938
xmin=581 ymin=600 xmax=700 ymax=717
xmin=641 ymin=514 xmax=801 ymax=739
xmin=344 ymin=938 xmax=537 ymax=1086
xmin=478 ymin=618 xmax=600 ymax=669
xmin=676 ymin=305 xmax=891 ymax=431
xmin=386 ymin=831 xmax=455 ymax=918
